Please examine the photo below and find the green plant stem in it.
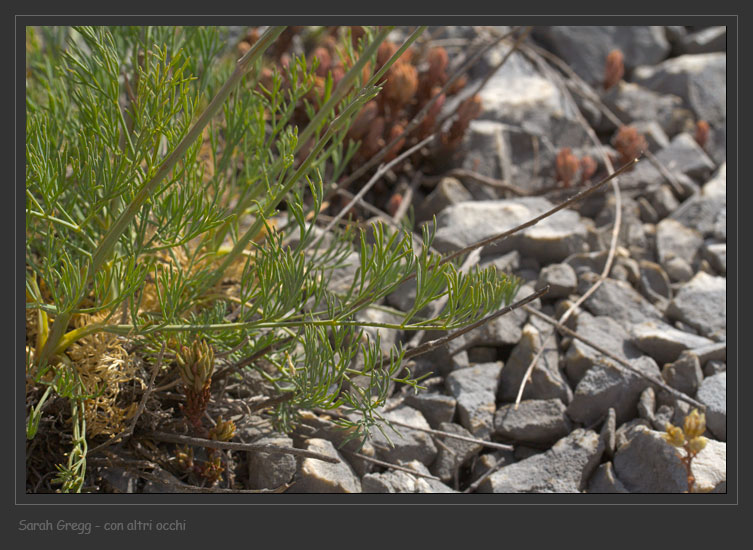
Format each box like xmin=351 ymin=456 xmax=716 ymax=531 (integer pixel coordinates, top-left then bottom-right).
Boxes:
xmin=36 ymin=26 xmax=286 ymax=368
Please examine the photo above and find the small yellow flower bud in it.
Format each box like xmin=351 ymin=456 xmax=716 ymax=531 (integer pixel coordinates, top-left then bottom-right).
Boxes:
xmin=683 ymin=409 xmax=706 ymax=439
xmin=663 ymin=423 xmax=686 ymax=447
xmin=687 ymin=436 xmax=707 ymax=454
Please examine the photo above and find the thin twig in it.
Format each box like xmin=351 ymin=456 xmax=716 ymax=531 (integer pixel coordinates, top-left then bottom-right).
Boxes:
xmin=523 ymin=306 xmax=707 ymax=411
xmin=134 ymin=470 xmax=289 ymax=493
xmin=247 ymin=392 xmax=296 ymax=413
xmin=341 ymin=450 xmax=442 ymax=481
xmin=212 ymin=336 xmax=294 ymax=382
xmin=144 ymin=431 xmax=340 ymax=464
xmin=88 ymin=342 xmax=167 ymax=456
xmin=392 ymin=170 xmax=422 ymax=224
xmin=388 ymin=419 xmax=514 ymax=452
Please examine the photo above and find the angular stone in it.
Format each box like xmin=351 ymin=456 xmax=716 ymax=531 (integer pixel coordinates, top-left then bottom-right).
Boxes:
xmin=631 ymin=319 xmax=714 ymax=364
xmin=368 ymin=406 xmax=438 ymax=466
xmin=666 ymin=272 xmax=726 ymax=341
xmin=633 ymin=53 xmax=727 ymax=126
xmin=494 ymin=399 xmax=572 ymax=445
xmin=434 ymin=197 xmax=589 ymax=264
xmin=498 ymin=324 xmax=572 ymax=404
xmin=430 ymin=422 xmax=484 ymax=483
xmin=587 ymin=462 xmax=630 ymax=493
xmin=637 ymin=387 xmax=656 ymax=422
xmin=567 ymin=356 xmax=662 ymax=426
xmin=637 ymin=260 xmax=672 ymax=303
xmin=696 ymin=372 xmax=726 ymax=441
xmin=403 ymin=392 xmax=457 ymax=429
xmin=531 ymin=26 xmax=670 ymax=85
xmin=680 ymin=26 xmax=727 ymax=54
xmin=446 ymin=362 xmax=503 ymax=440
xmin=537 ymin=263 xmax=577 ymax=299
xmin=662 ymin=350 xmax=704 ymax=397
xmin=600 ymin=407 xmax=617 ymax=458
xmin=703 ymin=242 xmax=726 ymax=275
xmin=579 ymin=274 xmax=663 ymax=325
xmin=415 ymin=176 xmax=472 ymax=223
xmin=247 ymin=432 xmax=297 ymax=490
xmin=478 ymin=429 xmax=603 ymax=493
xmin=671 ymin=193 xmax=726 ymax=241
xmin=703 ymin=360 xmax=726 ymax=377
xmin=656 ymin=218 xmax=703 ymax=266
xmin=289 ymin=438 xmax=361 ymax=493
xmin=602 ymin=82 xmax=688 ymax=135
xmin=613 ymin=425 xmax=725 ymax=492
xmin=564 ymin=313 xmax=642 ymax=384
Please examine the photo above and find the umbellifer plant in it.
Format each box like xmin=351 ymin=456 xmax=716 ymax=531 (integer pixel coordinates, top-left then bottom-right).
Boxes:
xmin=26 ymin=25 xmax=535 ymax=492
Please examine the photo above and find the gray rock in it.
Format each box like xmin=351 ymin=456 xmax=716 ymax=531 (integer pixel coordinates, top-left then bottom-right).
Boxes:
xmin=361 ymin=470 xmax=419 ymax=493
xmin=614 ymin=418 xmax=653 ymax=450
xmin=631 ymin=319 xmax=714 ymax=364
xmin=289 ymin=438 xmax=361 ymax=493
xmin=703 ymin=242 xmax=726 ymax=275
xmin=361 ymin=461 xmax=457 ymax=493
xmin=368 ymin=406 xmax=438 ymax=466
xmin=433 ymin=197 xmax=590 ymax=264
xmin=664 ymin=256 xmax=694 ymax=283
xmin=247 ymin=432 xmax=298 ymax=490
xmin=656 ymin=218 xmax=703 ymax=267
xmin=564 ymin=313 xmax=642 ymax=384
xmin=600 ymin=407 xmax=617 ymax=458
xmin=692 ymin=342 xmax=726 ymax=366
xmin=587 ymin=462 xmax=630 ymax=493
xmin=498 ymin=324 xmax=572 ymax=404
xmin=579 ymin=274 xmax=663 ymax=325
xmin=637 ymin=260 xmax=673 ymax=304
xmin=666 ymin=272 xmax=726 ymax=341
xmin=637 ymin=197 xmax=659 ymax=224
xmin=601 ymin=82 xmax=690 ymax=136
xmin=415 ymin=177 xmax=472 ymax=223
xmin=696 ymin=372 xmax=726 ymax=441
xmin=704 ymin=360 xmax=726 ymax=377
xmin=637 ymin=386 xmax=656 ymax=422
xmin=671 ymin=193 xmax=726 ymax=241
xmin=457 ymin=304 xmax=527 ymax=349
xmin=476 ymin=52 xmax=590 ymax=147
xmin=662 ymin=350 xmax=704 ymax=397
xmin=652 ymin=404 xmax=675 ymax=432
xmin=446 ymin=362 xmax=502 ymax=439
xmin=567 ymin=356 xmax=662 ymax=426
xmin=703 ymin=163 xmax=726 ymax=198
xmin=646 ymin=184 xmax=680 ymax=220
xmin=480 ymin=250 xmax=521 ymax=274
xmin=613 ymin=425 xmax=725 ymax=492
xmin=478 ymin=429 xmax=604 ymax=493
xmin=565 ymin=249 xmax=609 ymax=277
xmin=537 ymin=263 xmax=577 ymax=299
xmin=430 ymin=422 xmax=484 ymax=483
xmin=654 ymin=132 xmax=717 ymax=183
xmin=532 ymin=26 xmax=670 ymax=86
xmin=470 ymin=450 xmax=516 ymax=484
xmin=294 ymin=411 xmax=377 ymax=477
xmin=403 ymin=392 xmax=457 ymax=429
xmin=633 ymin=53 xmax=726 ymax=126
xmin=494 ymin=399 xmax=572 ymax=445
xmin=679 ymin=26 xmax=727 ymax=55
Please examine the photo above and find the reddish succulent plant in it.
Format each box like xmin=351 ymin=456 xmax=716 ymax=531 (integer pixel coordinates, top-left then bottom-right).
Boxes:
xmin=555 ymin=148 xmax=580 ymax=187
xmin=695 ymin=120 xmax=710 ymax=149
xmin=603 ymin=49 xmax=625 ymax=91
xmin=612 ymin=126 xmax=647 ymax=167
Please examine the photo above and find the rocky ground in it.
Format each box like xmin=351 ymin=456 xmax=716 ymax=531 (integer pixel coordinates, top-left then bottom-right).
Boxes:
xmin=96 ymin=25 xmax=727 ymax=494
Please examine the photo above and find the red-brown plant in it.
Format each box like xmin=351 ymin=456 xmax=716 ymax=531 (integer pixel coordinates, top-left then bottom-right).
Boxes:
xmin=612 ymin=126 xmax=647 ymax=167
xmin=555 ymin=148 xmax=580 ymax=187
xmin=695 ymin=120 xmax=710 ymax=149
xmin=603 ymin=49 xmax=625 ymax=91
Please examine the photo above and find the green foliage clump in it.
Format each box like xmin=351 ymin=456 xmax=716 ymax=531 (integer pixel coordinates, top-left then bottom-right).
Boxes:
xmin=25 ymin=25 xmax=520 ymax=492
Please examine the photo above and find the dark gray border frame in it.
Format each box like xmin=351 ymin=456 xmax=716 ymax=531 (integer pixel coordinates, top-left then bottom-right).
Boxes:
xmin=9 ymin=6 xmax=741 ymax=542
